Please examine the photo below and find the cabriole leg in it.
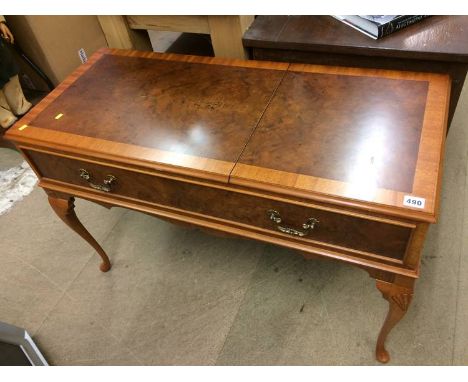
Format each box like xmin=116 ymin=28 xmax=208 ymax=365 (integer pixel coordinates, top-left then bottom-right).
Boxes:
xmin=48 ymin=195 xmax=111 ymax=272
xmin=375 ymin=279 xmax=414 ymax=363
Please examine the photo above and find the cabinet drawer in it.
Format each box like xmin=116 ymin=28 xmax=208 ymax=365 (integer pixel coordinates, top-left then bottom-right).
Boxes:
xmin=26 ymin=150 xmax=411 ymax=261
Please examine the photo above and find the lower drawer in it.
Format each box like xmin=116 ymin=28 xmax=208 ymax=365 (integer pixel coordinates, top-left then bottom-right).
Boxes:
xmin=26 ymin=149 xmax=412 ymax=261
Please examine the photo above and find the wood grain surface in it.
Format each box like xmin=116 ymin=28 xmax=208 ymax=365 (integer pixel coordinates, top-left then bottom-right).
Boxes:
xmin=243 ymin=16 xmax=466 ymax=127
xmin=237 ymin=71 xmax=428 ymax=192
xmin=4 ymin=48 xmax=452 ymax=364
xmin=26 ymin=148 xmax=413 ymax=262
xmin=6 ymin=48 xmax=288 ymax=183
xmin=6 ymin=48 xmax=450 ymax=220
xmin=232 ymin=65 xmax=450 ymax=222
xmin=29 ymin=54 xmax=285 ymax=163
xmin=243 ymin=16 xmax=468 ymax=62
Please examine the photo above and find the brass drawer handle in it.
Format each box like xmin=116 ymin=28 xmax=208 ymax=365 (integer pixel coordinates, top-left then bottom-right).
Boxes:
xmin=267 ymin=210 xmax=319 ymax=237
xmin=79 ymin=169 xmax=117 ymax=192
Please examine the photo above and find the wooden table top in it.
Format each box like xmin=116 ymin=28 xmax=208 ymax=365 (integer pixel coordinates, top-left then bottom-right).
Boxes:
xmin=243 ymin=16 xmax=468 ymax=63
xmin=7 ymin=49 xmax=450 ymax=222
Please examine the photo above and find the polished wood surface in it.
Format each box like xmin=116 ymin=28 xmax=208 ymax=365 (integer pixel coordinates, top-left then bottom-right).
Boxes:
xmin=5 ymin=49 xmax=450 ymax=363
xmin=30 ymin=54 xmax=285 ymax=163
xmin=7 ymin=49 xmax=450 ymax=221
xmin=243 ymin=16 xmax=468 ymax=127
xmin=39 ymin=176 xmax=419 ymax=279
xmin=243 ymin=16 xmax=468 ymax=61
xmin=26 ymin=148 xmax=412 ymax=263
xmin=233 ymin=64 xmax=450 ymax=222
xmin=238 ymin=71 xmax=428 ymax=192
xmin=6 ymin=49 xmax=288 ymax=183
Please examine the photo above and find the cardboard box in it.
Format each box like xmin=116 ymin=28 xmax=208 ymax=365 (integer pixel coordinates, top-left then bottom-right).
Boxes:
xmin=6 ymin=16 xmax=108 ymax=90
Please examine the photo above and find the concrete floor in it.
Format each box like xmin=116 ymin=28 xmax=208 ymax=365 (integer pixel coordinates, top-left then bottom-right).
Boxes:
xmin=0 ymin=80 xmax=467 ymax=365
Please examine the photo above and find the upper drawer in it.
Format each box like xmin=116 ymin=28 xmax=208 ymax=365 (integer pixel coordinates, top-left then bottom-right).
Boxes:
xmin=25 ymin=149 xmax=412 ymax=262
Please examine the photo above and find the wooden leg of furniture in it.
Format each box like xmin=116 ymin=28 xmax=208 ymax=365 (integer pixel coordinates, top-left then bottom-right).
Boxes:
xmin=207 ymin=16 xmax=254 ymax=59
xmin=375 ymin=279 xmax=414 ymax=363
xmin=97 ymin=16 xmax=152 ymax=51
xmin=47 ymin=195 xmax=112 ymax=272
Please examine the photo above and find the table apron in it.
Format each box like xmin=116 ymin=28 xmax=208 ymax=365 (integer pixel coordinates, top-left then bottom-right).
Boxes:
xmin=20 ymin=144 xmax=424 ymax=279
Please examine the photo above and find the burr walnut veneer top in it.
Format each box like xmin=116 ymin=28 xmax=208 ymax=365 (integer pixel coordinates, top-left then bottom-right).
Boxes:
xmin=7 ymin=49 xmax=450 ymax=222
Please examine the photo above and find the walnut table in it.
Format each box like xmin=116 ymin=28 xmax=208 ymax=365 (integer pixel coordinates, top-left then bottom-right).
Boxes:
xmin=5 ymin=48 xmax=450 ymax=363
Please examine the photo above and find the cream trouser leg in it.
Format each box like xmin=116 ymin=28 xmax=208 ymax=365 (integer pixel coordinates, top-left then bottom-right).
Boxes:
xmin=0 ymin=89 xmax=17 ymax=129
xmin=3 ymin=75 xmax=32 ymax=116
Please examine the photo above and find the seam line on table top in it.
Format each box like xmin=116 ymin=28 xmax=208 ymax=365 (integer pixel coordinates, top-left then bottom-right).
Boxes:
xmin=228 ymin=63 xmax=290 ymax=183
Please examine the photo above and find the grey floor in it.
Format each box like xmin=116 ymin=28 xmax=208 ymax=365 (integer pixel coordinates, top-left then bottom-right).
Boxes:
xmin=0 ymin=80 xmax=467 ymax=366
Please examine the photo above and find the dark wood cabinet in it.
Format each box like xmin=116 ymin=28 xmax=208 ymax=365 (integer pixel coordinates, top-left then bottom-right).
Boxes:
xmin=243 ymin=15 xmax=468 ymax=128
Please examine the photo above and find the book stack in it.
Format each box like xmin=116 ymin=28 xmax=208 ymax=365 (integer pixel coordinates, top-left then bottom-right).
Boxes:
xmin=333 ymin=15 xmax=429 ymax=39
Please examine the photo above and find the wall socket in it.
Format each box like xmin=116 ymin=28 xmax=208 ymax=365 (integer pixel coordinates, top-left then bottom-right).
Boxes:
xmin=78 ymin=48 xmax=88 ymax=64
